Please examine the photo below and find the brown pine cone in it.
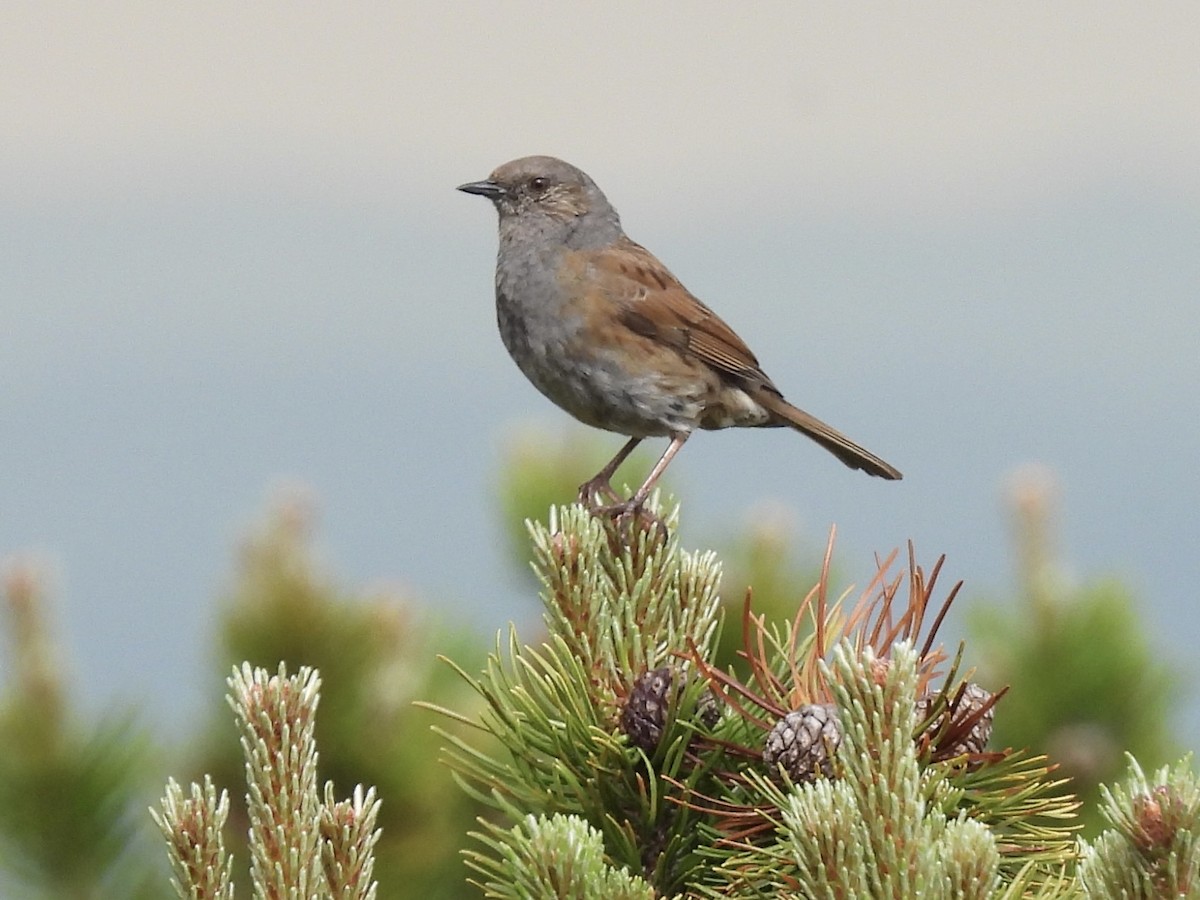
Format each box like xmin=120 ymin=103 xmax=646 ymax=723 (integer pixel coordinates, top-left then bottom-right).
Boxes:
xmin=918 ymin=682 xmax=995 ymax=760
xmin=621 ymin=667 xmax=673 ymax=752
xmin=763 ymin=704 xmax=841 ymax=782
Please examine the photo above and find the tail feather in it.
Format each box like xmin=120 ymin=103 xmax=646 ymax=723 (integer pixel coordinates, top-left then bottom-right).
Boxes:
xmin=754 ymin=390 xmax=902 ymax=480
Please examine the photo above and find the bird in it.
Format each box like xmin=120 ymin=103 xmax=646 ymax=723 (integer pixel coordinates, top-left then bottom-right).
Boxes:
xmin=457 ymin=155 xmax=901 ymax=517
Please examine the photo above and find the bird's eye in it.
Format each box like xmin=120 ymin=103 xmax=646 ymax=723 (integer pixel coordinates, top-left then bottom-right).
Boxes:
xmin=529 ymin=176 xmax=549 ymax=192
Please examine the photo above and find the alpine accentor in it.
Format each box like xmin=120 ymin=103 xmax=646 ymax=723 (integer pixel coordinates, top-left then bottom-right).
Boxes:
xmin=458 ymin=155 xmax=901 ymax=515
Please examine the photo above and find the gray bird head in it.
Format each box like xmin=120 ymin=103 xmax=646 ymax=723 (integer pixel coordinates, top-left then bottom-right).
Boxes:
xmin=458 ymin=155 xmax=622 ymax=249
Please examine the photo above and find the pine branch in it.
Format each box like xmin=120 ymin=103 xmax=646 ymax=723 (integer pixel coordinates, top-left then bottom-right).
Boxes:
xmin=466 ymin=813 xmax=656 ymax=900
xmin=319 ymin=783 xmax=382 ymax=900
xmin=706 ymin=643 xmax=1003 ymax=898
xmin=157 ymin=663 xmax=382 ymax=898
xmin=229 ymin=662 xmax=325 ymax=898
xmin=430 ymin=499 xmax=1139 ymax=897
xmin=426 ymin=499 xmax=727 ymax=894
xmin=1078 ymin=754 xmax=1200 ymax=896
xmin=151 ymin=777 xmax=235 ymax=900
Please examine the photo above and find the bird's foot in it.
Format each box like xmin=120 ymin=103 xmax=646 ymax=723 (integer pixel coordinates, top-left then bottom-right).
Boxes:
xmin=577 ymin=475 xmax=623 ymax=508
xmin=590 ymin=497 xmax=668 ymax=544
xmin=592 ymin=498 xmax=641 ymax=519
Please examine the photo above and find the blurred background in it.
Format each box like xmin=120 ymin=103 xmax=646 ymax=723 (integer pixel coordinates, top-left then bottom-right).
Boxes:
xmin=1 ymin=2 xmax=1198 ymax=892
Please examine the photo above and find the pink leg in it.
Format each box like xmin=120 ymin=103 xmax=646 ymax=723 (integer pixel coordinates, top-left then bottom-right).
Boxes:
xmin=578 ymin=436 xmax=642 ymax=507
xmin=597 ymin=432 xmax=690 ymax=517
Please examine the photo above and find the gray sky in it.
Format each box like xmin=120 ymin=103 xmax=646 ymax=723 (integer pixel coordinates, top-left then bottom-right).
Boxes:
xmin=5 ymin=4 xmax=1198 ymax=211
xmin=2 ymin=3 xmax=1199 ymax=738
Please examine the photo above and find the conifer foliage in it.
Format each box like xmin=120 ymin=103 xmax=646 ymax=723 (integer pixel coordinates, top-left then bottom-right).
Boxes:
xmin=152 ymin=664 xmax=382 ymax=900
xmin=429 ymin=498 xmax=1185 ymax=898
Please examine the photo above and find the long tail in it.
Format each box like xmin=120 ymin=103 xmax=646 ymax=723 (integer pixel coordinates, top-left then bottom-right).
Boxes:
xmin=754 ymin=390 xmax=902 ymax=480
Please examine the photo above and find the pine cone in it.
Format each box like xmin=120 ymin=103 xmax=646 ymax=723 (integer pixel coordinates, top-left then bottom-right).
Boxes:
xmin=763 ymin=704 xmax=840 ymax=782
xmin=917 ymin=682 xmax=995 ymax=760
xmin=697 ymin=688 xmax=723 ymax=729
xmin=1131 ymin=785 xmax=1179 ymax=854
xmin=621 ymin=667 xmax=673 ymax=752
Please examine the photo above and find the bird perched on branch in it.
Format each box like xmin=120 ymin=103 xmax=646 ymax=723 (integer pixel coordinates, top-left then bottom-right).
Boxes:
xmin=458 ymin=155 xmax=901 ymax=517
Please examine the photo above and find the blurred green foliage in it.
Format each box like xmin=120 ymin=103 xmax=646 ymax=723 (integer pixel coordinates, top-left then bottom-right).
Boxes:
xmin=0 ymin=562 xmax=162 ymax=899
xmin=970 ymin=466 xmax=1178 ymax=835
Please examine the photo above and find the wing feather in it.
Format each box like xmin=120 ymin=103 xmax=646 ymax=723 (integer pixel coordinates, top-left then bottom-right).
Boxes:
xmin=593 ymin=238 xmax=778 ymax=390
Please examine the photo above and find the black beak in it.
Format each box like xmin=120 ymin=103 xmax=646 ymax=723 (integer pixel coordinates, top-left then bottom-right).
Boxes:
xmin=456 ymin=179 xmax=506 ymax=199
